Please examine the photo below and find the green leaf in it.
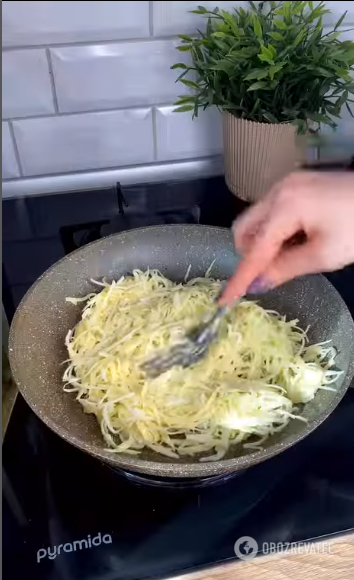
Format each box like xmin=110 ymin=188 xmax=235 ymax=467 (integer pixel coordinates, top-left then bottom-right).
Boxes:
xmin=173 ymin=105 xmax=195 ymax=112
xmin=171 ymin=63 xmax=188 ymax=70
xmin=176 ymin=45 xmax=192 ymax=52
xmin=210 ymin=60 xmax=234 ymax=72
xmin=293 ymin=29 xmax=306 ymax=47
xmin=293 ymin=1 xmax=306 ymax=15
xmin=325 ymin=105 xmax=342 ymax=119
xmin=258 ymin=54 xmax=274 ymax=63
xmin=269 ymin=63 xmax=284 ymax=80
xmin=324 ymin=32 xmax=341 ymax=42
xmin=335 ymin=90 xmax=349 ymax=109
xmin=260 ymin=45 xmax=274 ymax=59
xmin=274 ymin=19 xmax=288 ymax=30
xmin=253 ymin=15 xmax=263 ymax=40
xmin=334 ymin=48 xmax=354 ymax=61
xmin=190 ymin=6 xmax=208 ymax=14
xmin=176 ymin=69 xmax=189 ymax=82
xmin=345 ymin=101 xmax=354 ymax=117
xmin=306 ymin=112 xmax=332 ymax=124
xmin=174 ymin=95 xmax=195 ymax=105
xmin=212 ymin=31 xmax=232 ymax=39
xmin=309 ymin=66 xmax=333 ymax=77
xmin=178 ymin=34 xmax=193 ymax=42
xmin=224 ymin=104 xmax=247 ymax=112
xmin=247 ymin=81 xmax=268 ymax=91
xmin=268 ymin=44 xmax=277 ymax=59
xmin=263 ymin=111 xmax=279 ymax=123
xmin=206 ymin=16 xmax=212 ymax=36
xmin=179 ymin=79 xmax=200 ymax=89
xmin=250 ymin=97 xmax=261 ymax=115
xmin=333 ymin=67 xmax=352 ymax=81
xmin=244 ymin=69 xmax=268 ymax=81
xmin=334 ymin=11 xmax=347 ymax=31
xmin=222 ymin=10 xmax=239 ymax=35
xmin=268 ymin=31 xmax=283 ymax=41
xmin=293 ymin=118 xmax=307 ymax=134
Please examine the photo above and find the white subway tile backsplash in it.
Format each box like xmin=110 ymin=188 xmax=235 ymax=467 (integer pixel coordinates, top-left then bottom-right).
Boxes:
xmin=2 ymin=122 xmax=20 ymax=178
xmin=152 ymin=1 xmax=354 ymax=37
xmin=153 ymin=1 xmax=247 ymax=36
xmin=2 ymin=0 xmax=354 ymax=191
xmin=323 ymin=2 xmax=354 ymax=26
xmin=320 ymin=101 xmax=354 ymax=161
xmin=156 ymin=105 xmax=222 ymax=162
xmin=334 ymin=27 xmax=354 ymax=42
xmin=318 ymin=27 xmax=354 ymax=159
xmin=2 ymin=49 xmax=54 ymax=118
xmin=50 ymin=40 xmax=191 ymax=113
xmin=2 ymin=1 xmax=150 ymax=47
xmin=12 ymin=109 xmax=154 ymax=176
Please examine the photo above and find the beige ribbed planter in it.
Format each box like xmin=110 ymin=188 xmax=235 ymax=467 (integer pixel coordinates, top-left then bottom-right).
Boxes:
xmin=223 ymin=111 xmax=305 ymax=203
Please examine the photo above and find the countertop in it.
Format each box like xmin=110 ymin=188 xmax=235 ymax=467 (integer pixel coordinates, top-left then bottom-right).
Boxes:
xmin=171 ymin=533 xmax=354 ymax=580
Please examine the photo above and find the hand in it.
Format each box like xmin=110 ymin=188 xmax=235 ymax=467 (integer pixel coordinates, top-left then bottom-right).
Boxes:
xmin=220 ymin=171 xmax=354 ymax=305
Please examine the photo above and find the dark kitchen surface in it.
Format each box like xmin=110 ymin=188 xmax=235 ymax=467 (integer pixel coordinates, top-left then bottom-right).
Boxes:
xmin=2 ymin=172 xmax=354 ymax=580
xmin=3 ymin=172 xmax=354 ymax=319
xmin=3 ymin=386 xmax=354 ymax=580
xmin=2 ymin=177 xmax=238 ymax=319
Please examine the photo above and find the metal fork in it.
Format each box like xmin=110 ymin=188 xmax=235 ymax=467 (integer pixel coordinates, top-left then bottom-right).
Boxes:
xmin=142 ymin=232 xmax=307 ymax=377
xmin=141 ymin=305 xmax=228 ymax=378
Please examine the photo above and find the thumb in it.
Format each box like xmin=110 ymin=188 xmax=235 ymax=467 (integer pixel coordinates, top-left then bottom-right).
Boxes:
xmin=262 ymin=239 xmax=325 ymax=288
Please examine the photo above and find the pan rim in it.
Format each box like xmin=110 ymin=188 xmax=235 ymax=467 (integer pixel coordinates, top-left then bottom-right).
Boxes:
xmin=9 ymin=225 xmax=354 ymax=477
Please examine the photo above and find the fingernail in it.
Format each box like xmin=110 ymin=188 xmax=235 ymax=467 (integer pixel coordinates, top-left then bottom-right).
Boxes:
xmin=246 ymin=276 xmax=271 ymax=295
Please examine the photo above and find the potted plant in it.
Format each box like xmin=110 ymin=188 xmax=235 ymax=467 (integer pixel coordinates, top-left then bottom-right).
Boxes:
xmin=172 ymin=1 xmax=354 ymax=202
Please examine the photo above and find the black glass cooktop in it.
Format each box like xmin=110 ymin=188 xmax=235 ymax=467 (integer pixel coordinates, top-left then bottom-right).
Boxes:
xmin=3 ymin=173 xmax=354 ymax=580
xmin=3 ymin=389 xmax=354 ymax=580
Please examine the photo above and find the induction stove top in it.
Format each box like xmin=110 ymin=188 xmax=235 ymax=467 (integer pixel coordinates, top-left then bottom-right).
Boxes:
xmin=3 ymin=174 xmax=354 ymax=580
xmin=3 ymin=390 xmax=354 ymax=580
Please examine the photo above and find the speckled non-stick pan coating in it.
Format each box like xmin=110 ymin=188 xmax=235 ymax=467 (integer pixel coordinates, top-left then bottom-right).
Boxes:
xmin=9 ymin=225 xmax=354 ymax=478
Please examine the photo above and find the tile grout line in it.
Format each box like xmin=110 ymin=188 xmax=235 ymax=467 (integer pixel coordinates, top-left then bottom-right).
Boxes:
xmin=2 ymin=155 xmax=223 ymax=183
xmin=2 ymin=102 xmax=178 ymax=123
xmin=149 ymin=0 xmax=154 ymax=36
xmin=45 ymin=48 xmax=60 ymax=113
xmin=2 ymin=23 xmax=350 ymax=52
xmin=1 ymin=34 xmax=180 ymax=52
xmin=8 ymin=121 xmax=24 ymax=177
xmin=151 ymin=107 xmax=158 ymax=161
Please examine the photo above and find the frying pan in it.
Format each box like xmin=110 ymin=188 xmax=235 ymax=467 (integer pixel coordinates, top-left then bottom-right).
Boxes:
xmin=9 ymin=225 xmax=354 ymax=478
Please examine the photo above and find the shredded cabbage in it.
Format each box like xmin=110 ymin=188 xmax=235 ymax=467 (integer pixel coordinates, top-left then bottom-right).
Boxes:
xmin=63 ymin=269 xmax=342 ymax=462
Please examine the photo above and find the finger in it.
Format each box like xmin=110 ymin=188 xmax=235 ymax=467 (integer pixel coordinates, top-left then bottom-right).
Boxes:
xmin=232 ymin=196 xmax=273 ymax=255
xmin=220 ymin=207 xmax=302 ymax=305
xmin=263 ymin=238 xmax=325 ymax=287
